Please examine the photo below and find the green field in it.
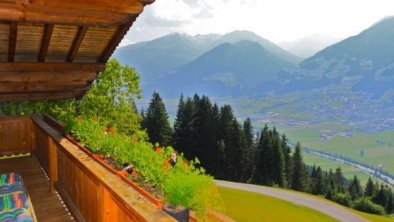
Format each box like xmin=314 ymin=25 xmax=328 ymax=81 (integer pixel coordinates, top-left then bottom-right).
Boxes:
xmin=219 ymin=187 xmax=338 ymax=222
xmin=219 ymin=187 xmax=394 ymax=222
xmin=303 ymin=152 xmax=373 ymax=185
xmin=276 ymin=125 xmax=394 ymax=174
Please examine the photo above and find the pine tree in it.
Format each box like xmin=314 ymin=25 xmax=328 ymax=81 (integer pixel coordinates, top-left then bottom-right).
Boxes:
xmin=271 ymin=128 xmax=285 ymax=187
xmin=365 ymin=177 xmax=375 ymax=197
xmin=312 ymin=166 xmax=325 ymax=195
xmin=218 ymin=105 xmax=243 ymax=181
xmin=142 ymin=91 xmax=172 ymax=146
xmin=253 ymin=125 xmax=269 ymax=184
xmin=291 ymin=142 xmax=306 ymax=191
xmin=373 ymin=184 xmax=387 ymax=207
xmin=281 ymin=134 xmax=292 ymax=188
xmin=386 ymin=192 xmax=393 ymax=214
xmin=173 ymin=96 xmax=195 ymax=158
xmin=348 ymin=175 xmax=362 ymax=200
xmin=240 ymin=118 xmax=256 ymax=182
xmin=334 ymin=167 xmax=346 ymax=193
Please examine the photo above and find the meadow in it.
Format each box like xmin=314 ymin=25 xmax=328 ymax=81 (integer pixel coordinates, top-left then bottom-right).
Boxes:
xmin=218 ymin=187 xmax=338 ymax=222
xmin=219 ymin=187 xmax=394 ymax=222
xmin=277 ymin=125 xmax=394 ymax=174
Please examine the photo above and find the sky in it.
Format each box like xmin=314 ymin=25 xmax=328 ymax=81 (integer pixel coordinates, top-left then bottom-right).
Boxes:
xmin=122 ymin=0 xmax=394 ymax=45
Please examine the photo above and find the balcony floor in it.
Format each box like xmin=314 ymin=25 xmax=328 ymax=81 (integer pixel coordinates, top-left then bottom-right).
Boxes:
xmin=0 ymin=156 xmax=74 ymax=222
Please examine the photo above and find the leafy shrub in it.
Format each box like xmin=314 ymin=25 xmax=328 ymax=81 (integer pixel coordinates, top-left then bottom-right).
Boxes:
xmin=353 ymin=198 xmax=385 ymax=215
xmin=332 ymin=193 xmax=351 ymax=207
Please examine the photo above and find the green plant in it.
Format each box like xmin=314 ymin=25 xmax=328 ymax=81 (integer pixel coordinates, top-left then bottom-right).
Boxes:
xmin=353 ymin=198 xmax=385 ymax=215
xmin=163 ymin=167 xmax=222 ymax=220
xmin=66 ymin=116 xmax=223 ymax=220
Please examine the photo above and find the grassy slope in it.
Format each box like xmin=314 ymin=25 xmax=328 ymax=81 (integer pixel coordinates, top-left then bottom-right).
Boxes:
xmin=218 ymin=187 xmax=338 ymax=222
xmin=219 ymin=186 xmax=394 ymax=222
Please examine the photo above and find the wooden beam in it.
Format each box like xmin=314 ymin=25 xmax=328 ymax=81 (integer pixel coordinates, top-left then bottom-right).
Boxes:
xmin=0 ymin=62 xmax=104 ymax=72
xmin=0 ymin=82 xmax=91 ymax=93
xmin=67 ymin=26 xmax=87 ymax=62
xmin=0 ymin=91 xmax=86 ymax=101
xmin=0 ymin=72 xmax=97 ymax=83
xmin=99 ymin=17 xmax=137 ymax=63
xmin=8 ymin=21 xmax=17 ymax=62
xmin=38 ymin=24 xmax=54 ymax=62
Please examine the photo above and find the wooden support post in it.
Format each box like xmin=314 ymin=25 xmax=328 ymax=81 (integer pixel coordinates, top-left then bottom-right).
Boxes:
xmin=8 ymin=22 xmax=17 ymax=62
xmin=38 ymin=24 xmax=54 ymax=62
xmin=48 ymin=137 xmax=58 ymax=193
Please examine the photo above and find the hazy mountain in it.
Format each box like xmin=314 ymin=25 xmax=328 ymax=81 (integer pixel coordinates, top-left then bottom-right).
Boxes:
xmin=113 ymin=31 xmax=301 ymax=88
xmin=113 ymin=33 xmax=205 ymax=84
xmin=147 ymin=40 xmax=293 ymax=97
xmin=277 ymin=16 xmax=394 ymax=98
xmin=211 ymin=31 xmax=303 ymax=64
xmin=278 ymin=34 xmax=341 ymax=58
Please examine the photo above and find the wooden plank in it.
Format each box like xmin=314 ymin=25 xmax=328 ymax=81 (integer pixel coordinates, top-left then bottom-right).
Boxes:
xmin=0 ymin=72 xmax=96 ymax=82
xmin=0 ymin=82 xmax=90 ymax=93
xmin=99 ymin=17 xmax=136 ymax=62
xmin=0 ymin=62 xmax=104 ymax=72
xmin=0 ymin=91 xmax=85 ymax=101
xmin=0 ymin=116 xmax=31 ymax=155
xmin=0 ymin=156 xmax=73 ymax=222
xmin=48 ymin=137 xmax=58 ymax=193
xmin=8 ymin=21 xmax=17 ymax=62
xmin=38 ymin=24 xmax=54 ymax=62
xmin=67 ymin=26 xmax=87 ymax=62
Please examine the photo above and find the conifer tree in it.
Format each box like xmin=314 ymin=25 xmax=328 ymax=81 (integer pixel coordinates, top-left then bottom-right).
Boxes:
xmin=240 ymin=118 xmax=256 ymax=182
xmin=365 ymin=177 xmax=375 ymax=197
xmin=142 ymin=91 xmax=172 ymax=146
xmin=271 ymin=128 xmax=285 ymax=187
xmin=386 ymin=192 xmax=393 ymax=214
xmin=291 ymin=142 xmax=306 ymax=191
xmin=373 ymin=184 xmax=387 ymax=206
xmin=312 ymin=166 xmax=325 ymax=195
xmin=281 ymin=134 xmax=292 ymax=187
xmin=173 ymin=96 xmax=195 ymax=157
xmin=348 ymin=175 xmax=363 ymax=200
xmin=334 ymin=167 xmax=346 ymax=193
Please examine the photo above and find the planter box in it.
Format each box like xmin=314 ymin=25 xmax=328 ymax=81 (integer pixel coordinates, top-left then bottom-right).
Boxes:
xmin=118 ymin=171 xmax=164 ymax=208
xmin=163 ymin=205 xmax=190 ymax=222
xmin=64 ymin=134 xmax=164 ymax=208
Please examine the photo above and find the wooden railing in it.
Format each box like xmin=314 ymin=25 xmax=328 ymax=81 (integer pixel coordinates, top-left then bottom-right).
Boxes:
xmin=0 ymin=115 xmax=175 ymax=222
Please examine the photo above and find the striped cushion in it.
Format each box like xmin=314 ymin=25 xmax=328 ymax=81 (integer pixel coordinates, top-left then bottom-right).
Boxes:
xmin=0 ymin=173 xmax=22 ymax=184
xmin=0 ymin=192 xmax=29 ymax=211
xmin=0 ymin=208 xmax=33 ymax=222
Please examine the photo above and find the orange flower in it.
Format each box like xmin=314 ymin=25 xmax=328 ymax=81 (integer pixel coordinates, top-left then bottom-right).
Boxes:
xmin=109 ymin=127 xmax=115 ymax=136
xmin=155 ymin=146 xmax=162 ymax=153
xmin=103 ymin=127 xmax=108 ymax=135
xmin=164 ymin=160 xmax=170 ymax=169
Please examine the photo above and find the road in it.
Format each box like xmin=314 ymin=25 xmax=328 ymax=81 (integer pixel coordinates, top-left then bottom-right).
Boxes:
xmin=216 ymin=180 xmax=369 ymax=222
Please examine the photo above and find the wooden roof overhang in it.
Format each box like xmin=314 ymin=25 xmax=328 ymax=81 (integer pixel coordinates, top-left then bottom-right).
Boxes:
xmin=0 ymin=0 xmax=154 ymax=101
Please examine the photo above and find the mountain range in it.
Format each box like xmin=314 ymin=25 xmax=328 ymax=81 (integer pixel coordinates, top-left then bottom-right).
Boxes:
xmin=278 ymin=34 xmax=341 ymax=58
xmin=113 ymin=16 xmax=394 ymax=100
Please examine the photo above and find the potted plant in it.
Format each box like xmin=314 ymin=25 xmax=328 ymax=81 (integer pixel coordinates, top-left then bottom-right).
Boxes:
xmin=162 ymin=170 xmax=222 ymax=221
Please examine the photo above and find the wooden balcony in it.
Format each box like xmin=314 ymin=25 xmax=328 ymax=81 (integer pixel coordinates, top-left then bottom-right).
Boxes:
xmin=0 ymin=115 xmax=175 ymax=222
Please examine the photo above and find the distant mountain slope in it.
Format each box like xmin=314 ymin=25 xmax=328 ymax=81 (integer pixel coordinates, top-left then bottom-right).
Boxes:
xmin=113 ymin=31 xmax=300 ymax=88
xmin=211 ymin=31 xmax=303 ymax=64
xmin=148 ymin=40 xmax=293 ymax=97
xmin=278 ymin=34 xmax=341 ymax=58
xmin=277 ymin=17 xmax=394 ymax=97
xmin=114 ymin=33 xmax=204 ymax=83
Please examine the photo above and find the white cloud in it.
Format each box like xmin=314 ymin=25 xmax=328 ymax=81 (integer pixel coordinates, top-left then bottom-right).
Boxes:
xmin=125 ymin=0 xmax=394 ymax=44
